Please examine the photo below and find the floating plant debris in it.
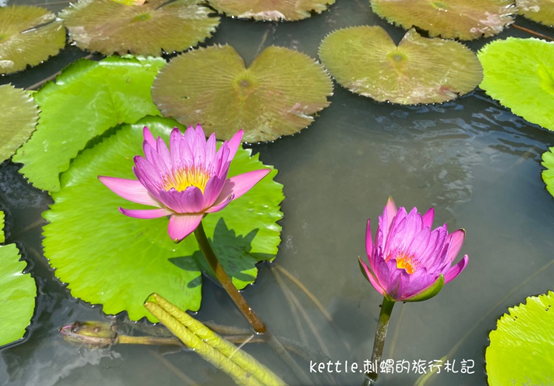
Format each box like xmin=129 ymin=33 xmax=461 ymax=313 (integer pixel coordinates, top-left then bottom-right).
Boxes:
xmin=0 ymin=211 xmax=37 ymax=347
xmin=152 ymin=45 xmax=332 ymax=142
xmin=43 ymin=117 xmax=284 ymax=322
xmin=542 ymin=147 xmax=554 ymax=197
xmin=319 ymin=26 xmax=483 ymax=105
xmin=486 ymin=292 xmax=554 ymax=385
xmin=13 ymin=56 xmax=166 ymax=192
xmin=59 ymin=0 xmax=219 ymax=56
xmin=370 ymin=0 xmax=516 ymax=40
xmin=516 ymin=0 xmax=554 ymax=27
xmin=0 ymin=5 xmax=66 ymax=75
xmin=0 ymin=84 xmax=39 ymax=163
xmin=478 ymin=37 xmax=554 ymax=131
xmin=207 ymin=0 xmax=335 ymax=21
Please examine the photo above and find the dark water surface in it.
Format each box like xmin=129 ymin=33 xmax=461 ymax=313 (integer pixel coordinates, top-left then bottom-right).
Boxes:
xmin=2 ymin=1 xmax=554 ymax=385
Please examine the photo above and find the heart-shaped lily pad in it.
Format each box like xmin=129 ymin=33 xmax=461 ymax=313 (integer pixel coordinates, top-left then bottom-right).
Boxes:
xmin=0 ymin=84 xmax=39 ymax=163
xmin=13 ymin=56 xmax=166 ymax=192
xmin=152 ymin=45 xmax=332 ymax=142
xmin=486 ymin=292 xmax=554 ymax=385
xmin=0 ymin=212 xmax=37 ymax=347
xmin=478 ymin=37 xmax=554 ymax=132
xmin=43 ymin=116 xmax=284 ymax=322
xmin=59 ymin=0 xmax=219 ymax=56
xmin=319 ymin=26 xmax=482 ymax=104
xmin=207 ymin=0 xmax=335 ymax=21
xmin=0 ymin=5 xmax=66 ymax=75
xmin=542 ymin=147 xmax=554 ymax=197
xmin=371 ymin=0 xmax=516 ymax=40
xmin=517 ymin=0 xmax=554 ymax=26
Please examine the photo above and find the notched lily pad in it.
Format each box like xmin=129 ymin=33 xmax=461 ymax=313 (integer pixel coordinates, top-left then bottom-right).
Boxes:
xmin=13 ymin=56 xmax=166 ymax=192
xmin=0 ymin=5 xmax=66 ymax=75
xmin=486 ymin=292 xmax=554 ymax=385
xmin=0 ymin=84 xmax=39 ymax=163
xmin=517 ymin=0 xmax=554 ymax=27
xmin=207 ymin=0 xmax=335 ymax=21
xmin=478 ymin=37 xmax=554 ymax=131
xmin=542 ymin=147 xmax=554 ymax=198
xmin=318 ymin=26 xmax=482 ymax=105
xmin=371 ymin=0 xmax=516 ymax=40
xmin=43 ymin=116 xmax=284 ymax=322
xmin=0 ymin=212 xmax=37 ymax=347
xmin=152 ymin=44 xmax=332 ymax=142
xmin=59 ymin=0 xmax=219 ymax=56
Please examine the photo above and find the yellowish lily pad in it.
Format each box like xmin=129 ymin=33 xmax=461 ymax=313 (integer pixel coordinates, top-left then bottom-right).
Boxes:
xmin=371 ymin=0 xmax=516 ymax=40
xmin=59 ymin=0 xmax=219 ymax=56
xmin=319 ymin=26 xmax=482 ymax=105
xmin=0 ymin=5 xmax=66 ymax=75
xmin=207 ymin=0 xmax=335 ymax=21
xmin=152 ymin=45 xmax=332 ymax=142
xmin=517 ymin=0 xmax=554 ymax=27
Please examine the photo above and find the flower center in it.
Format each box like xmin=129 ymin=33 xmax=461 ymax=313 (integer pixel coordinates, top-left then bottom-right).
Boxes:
xmin=387 ymin=251 xmax=419 ymax=275
xmin=162 ymin=167 xmax=210 ymax=193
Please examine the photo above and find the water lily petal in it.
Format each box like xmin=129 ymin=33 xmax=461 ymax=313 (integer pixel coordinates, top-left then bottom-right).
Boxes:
xmin=226 ymin=129 xmax=244 ymax=161
xmin=203 ymin=175 xmax=227 ymax=208
xmin=381 ymin=196 xmax=398 ymax=243
xmin=214 ymin=169 xmax=271 ymax=205
xmin=205 ymin=132 xmax=217 ymax=169
xmin=168 ymin=214 xmax=202 ymax=242
xmin=119 ymin=207 xmax=171 ymax=219
xmin=366 ymin=219 xmax=374 ymax=259
xmin=421 ymin=207 xmax=434 ymax=228
xmin=143 ymin=126 xmax=156 ymax=148
xmin=205 ymin=194 xmax=233 ymax=213
xmin=98 ymin=176 xmax=159 ymax=207
xmin=446 ymin=229 xmax=466 ymax=263
xmin=444 ymin=255 xmax=469 ymax=284
xmin=360 ymin=259 xmax=386 ymax=296
xmin=158 ymin=187 xmax=205 ymax=214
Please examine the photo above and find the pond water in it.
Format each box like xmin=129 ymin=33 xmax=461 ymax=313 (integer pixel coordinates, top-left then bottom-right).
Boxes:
xmin=1 ymin=1 xmax=554 ymax=385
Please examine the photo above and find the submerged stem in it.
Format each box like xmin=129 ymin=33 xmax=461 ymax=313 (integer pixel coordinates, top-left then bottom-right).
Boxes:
xmin=363 ymin=298 xmax=395 ymax=386
xmin=194 ymin=220 xmax=266 ymax=334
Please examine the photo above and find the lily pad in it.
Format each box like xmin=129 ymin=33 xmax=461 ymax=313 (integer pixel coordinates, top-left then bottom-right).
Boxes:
xmin=43 ymin=116 xmax=284 ymax=322
xmin=13 ymin=56 xmax=166 ymax=192
xmin=318 ymin=26 xmax=482 ymax=105
xmin=478 ymin=38 xmax=554 ymax=131
xmin=371 ymin=0 xmax=516 ymax=40
xmin=486 ymin=292 xmax=554 ymax=385
xmin=0 ymin=212 xmax=37 ymax=347
xmin=59 ymin=0 xmax=220 ymax=56
xmin=152 ymin=45 xmax=332 ymax=142
xmin=0 ymin=5 xmax=66 ymax=75
xmin=0 ymin=84 xmax=39 ymax=163
xmin=542 ymin=147 xmax=554 ymax=197
xmin=207 ymin=0 xmax=335 ymax=21
xmin=517 ymin=0 xmax=554 ymax=27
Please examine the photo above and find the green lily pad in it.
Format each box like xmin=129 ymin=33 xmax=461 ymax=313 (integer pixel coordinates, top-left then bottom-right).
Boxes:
xmin=478 ymin=38 xmax=554 ymax=131
xmin=318 ymin=27 xmax=482 ymax=105
xmin=0 ymin=212 xmax=37 ymax=347
xmin=0 ymin=84 xmax=39 ymax=163
xmin=207 ymin=0 xmax=335 ymax=21
xmin=13 ymin=56 xmax=166 ymax=192
xmin=43 ymin=116 xmax=284 ymax=322
xmin=517 ymin=0 xmax=554 ymax=27
xmin=486 ymin=291 xmax=554 ymax=385
xmin=542 ymin=147 xmax=554 ymax=198
xmin=152 ymin=45 xmax=332 ymax=142
xmin=59 ymin=0 xmax=220 ymax=56
xmin=0 ymin=5 xmax=66 ymax=75
xmin=371 ymin=0 xmax=516 ymax=40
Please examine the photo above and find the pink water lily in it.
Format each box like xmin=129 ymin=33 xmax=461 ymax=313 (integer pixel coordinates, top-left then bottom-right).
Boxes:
xmin=360 ymin=197 xmax=468 ymax=302
xmin=99 ymin=125 xmax=270 ymax=242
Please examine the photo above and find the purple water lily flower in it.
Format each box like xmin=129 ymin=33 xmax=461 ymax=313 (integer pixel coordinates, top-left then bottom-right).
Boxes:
xmin=360 ymin=197 xmax=468 ymax=302
xmin=99 ymin=125 xmax=270 ymax=242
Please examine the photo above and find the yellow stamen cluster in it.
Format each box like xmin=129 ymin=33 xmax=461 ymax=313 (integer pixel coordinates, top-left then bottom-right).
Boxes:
xmin=387 ymin=251 xmax=418 ymax=275
xmin=162 ymin=167 xmax=210 ymax=193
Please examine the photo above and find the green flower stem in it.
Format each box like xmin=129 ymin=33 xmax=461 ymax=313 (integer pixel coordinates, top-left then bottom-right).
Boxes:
xmin=194 ymin=220 xmax=313 ymax=384
xmin=363 ymin=297 xmax=395 ymax=386
xmin=194 ymin=220 xmax=266 ymax=334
